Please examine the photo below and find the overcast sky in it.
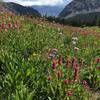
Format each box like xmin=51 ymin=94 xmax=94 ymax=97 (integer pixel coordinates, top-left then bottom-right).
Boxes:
xmin=4 ymin=0 xmax=73 ymax=6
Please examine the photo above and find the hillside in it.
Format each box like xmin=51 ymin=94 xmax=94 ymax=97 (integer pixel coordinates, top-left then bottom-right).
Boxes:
xmin=0 ymin=2 xmax=11 ymax=13
xmin=0 ymin=10 xmax=100 ymax=100
xmin=59 ymin=0 xmax=100 ymax=25
xmin=0 ymin=2 xmax=41 ymax=17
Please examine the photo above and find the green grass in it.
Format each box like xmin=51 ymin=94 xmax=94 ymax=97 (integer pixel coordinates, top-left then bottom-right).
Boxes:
xmin=0 ymin=14 xmax=100 ymax=100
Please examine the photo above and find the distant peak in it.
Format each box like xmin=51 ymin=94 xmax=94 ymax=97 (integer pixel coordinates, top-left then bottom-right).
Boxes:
xmin=59 ymin=0 xmax=100 ymax=17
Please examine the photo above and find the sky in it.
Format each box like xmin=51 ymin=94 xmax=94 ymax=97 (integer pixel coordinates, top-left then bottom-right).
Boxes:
xmin=4 ymin=0 xmax=73 ymax=6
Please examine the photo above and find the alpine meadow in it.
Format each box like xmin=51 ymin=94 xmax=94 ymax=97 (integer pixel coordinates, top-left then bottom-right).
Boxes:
xmin=0 ymin=0 xmax=100 ymax=100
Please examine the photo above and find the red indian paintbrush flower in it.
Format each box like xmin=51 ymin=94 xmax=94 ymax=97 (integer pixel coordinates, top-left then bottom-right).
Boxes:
xmin=58 ymin=55 xmax=62 ymax=66
xmin=74 ymin=64 xmax=79 ymax=82
xmin=72 ymin=57 xmax=76 ymax=68
xmin=66 ymin=56 xmax=70 ymax=69
xmin=58 ymin=71 xmax=62 ymax=80
xmin=8 ymin=23 xmax=13 ymax=28
xmin=52 ymin=58 xmax=56 ymax=70
xmin=68 ymin=90 xmax=72 ymax=97
xmin=64 ymin=79 xmax=68 ymax=85
xmin=1 ymin=23 xmax=6 ymax=29
xmin=74 ymin=71 xmax=78 ymax=82
xmin=47 ymin=74 xmax=51 ymax=81
xmin=96 ymin=57 xmax=100 ymax=63
xmin=14 ymin=22 xmax=18 ymax=29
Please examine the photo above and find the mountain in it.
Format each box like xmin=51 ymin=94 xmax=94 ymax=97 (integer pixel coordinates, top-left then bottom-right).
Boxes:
xmin=0 ymin=2 xmax=11 ymax=13
xmin=0 ymin=2 xmax=41 ymax=17
xmin=33 ymin=5 xmax=64 ymax=17
xmin=59 ymin=0 xmax=100 ymax=25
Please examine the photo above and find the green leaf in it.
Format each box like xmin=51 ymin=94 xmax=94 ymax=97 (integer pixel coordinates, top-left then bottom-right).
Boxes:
xmin=26 ymin=69 xmax=31 ymax=76
xmin=48 ymin=97 xmax=52 ymax=100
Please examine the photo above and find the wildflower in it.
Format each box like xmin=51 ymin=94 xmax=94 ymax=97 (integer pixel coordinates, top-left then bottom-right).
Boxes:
xmin=57 ymin=27 xmax=61 ymax=31
xmin=1 ymin=23 xmax=6 ymax=29
xmin=72 ymin=57 xmax=76 ymax=68
xmin=64 ymin=79 xmax=68 ymax=85
xmin=72 ymin=37 xmax=78 ymax=41
xmin=58 ymin=32 xmax=63 ymax=35
xmin=14 ymin=22 xmax=18 ymax=29
xmin=82 ymin=80 xmax=90 ymax=90
xmin=58 ymin=71 xmax=62 ymax=80
xmin=74 ymin=47 xmax=79 ymax=51
xmin=75 ymin=63 xmax=78 ymax=69
xmin=48 ymin=48 xmax=58 ymax=59
xmin=72 ymin=41 xmax=76 ymax=45
xmin=74 ymin=71 xmax=78 ymax=82
xmin=58 ymin=55 xmax=62 ymax=66
xmin=74 ymin=64 xmax=79 ymax=82
xmin=8 ymin=23 xmax=13 ymax=28
xmin=66 ymin=57 xmax=70 ymax=68
xmin=96 ymin=57 xmax=100 ymax=63
xmin=68 ymin=90 xmax=72 ymax=97
xmin=72 ymin=36 xmax=78 ymax=46
xmin=52 ymin=58 xmax=57 ymax=70
xmin=47 ymin=74 xmax=51 ymax=81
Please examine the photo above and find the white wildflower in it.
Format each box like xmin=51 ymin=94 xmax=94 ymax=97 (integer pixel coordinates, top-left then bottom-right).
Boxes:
xmin=74 ymin=47 xmax=80 ymax=51
xmin=58 ymin=28 xmax=61 ymax=31
xmin=58 ymin=32 xmax=63 ymax=35
xmin=72 ymin=41 xmax=77 ymax=45
xmin=48 ymin=48 xmax=58 ymax=59
xmin=72 ymin=37 xmax=78 ymax=41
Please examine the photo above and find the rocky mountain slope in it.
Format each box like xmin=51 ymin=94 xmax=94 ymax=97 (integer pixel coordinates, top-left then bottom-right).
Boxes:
xmin=0 ymin=2 xmax=41 ymax=17
xmin=0 ymin=2 xmax=10 ymax=13
xmin=59 ymin=0 xmax=100 ymax=25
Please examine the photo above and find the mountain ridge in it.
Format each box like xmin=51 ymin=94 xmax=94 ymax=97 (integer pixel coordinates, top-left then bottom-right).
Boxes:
xmin=59 ymin=0 xmax=100 ymax=26
xmin=0 ymin=2 xmax=41 ymax=17
xmin=59 ymin=0 xmax=100 ymax=18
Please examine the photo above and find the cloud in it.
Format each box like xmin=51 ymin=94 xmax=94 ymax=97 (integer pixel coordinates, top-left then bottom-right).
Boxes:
xmin=4 ymin=0 xmax=73 ymax=6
